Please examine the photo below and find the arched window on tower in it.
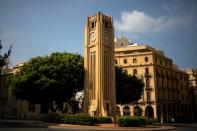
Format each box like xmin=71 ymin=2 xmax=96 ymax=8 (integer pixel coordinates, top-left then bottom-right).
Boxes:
xmin=90 ymin=21 xmax=96 ymax=29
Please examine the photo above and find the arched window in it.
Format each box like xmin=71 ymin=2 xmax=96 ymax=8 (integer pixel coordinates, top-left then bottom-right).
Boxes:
xmin=133 ymin=58 xmax=137 ymax=63
xmin=133 ymin=69 xmax=137 ymax=75
xmin=123 ymin=106 xmax=131 ymax=116
xmin=145 ymin=106 xmax=154 ymax=118
xmin=115 ymin=59 xmax=117 ymax=64
xmin=124 ymin=59 xmax=127 ymax=64
xmin=145 ymin=57 xmax=149 ymax=62
xmin=134 ymin=106 xmax=142 ymax=116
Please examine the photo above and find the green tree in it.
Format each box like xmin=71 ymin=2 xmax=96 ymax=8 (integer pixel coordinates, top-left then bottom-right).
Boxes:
xmin=9 ymin=52 xmax=84 ymax=112
xmin=115 ymin=66 xmax=144 ymax=104
xmin=0 ymin=40 xmax=12 ymax=69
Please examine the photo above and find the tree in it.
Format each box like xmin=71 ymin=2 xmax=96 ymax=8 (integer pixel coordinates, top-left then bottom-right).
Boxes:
xmin=9 ymin=52 xmax=84 ymax=112
xmin=115 ymin=66 xmax=144 ymax=104
xmin=0 ymin=40 xmax=12 ymax=68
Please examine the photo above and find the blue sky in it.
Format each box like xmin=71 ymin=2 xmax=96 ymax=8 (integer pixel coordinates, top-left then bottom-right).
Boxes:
xmin=0 ymin=0 xmax=197 ymax=69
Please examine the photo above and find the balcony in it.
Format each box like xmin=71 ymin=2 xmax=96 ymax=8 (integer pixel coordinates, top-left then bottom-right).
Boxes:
xmin=144 ymin=73 xmax=151 ymax=77
xmin=146 ymin=100 xmax=155 ymax=104
xmin=145 ymin=86 xmax=153 ymax=91
xmin=189 ymin=77 xmax=196 ymax=81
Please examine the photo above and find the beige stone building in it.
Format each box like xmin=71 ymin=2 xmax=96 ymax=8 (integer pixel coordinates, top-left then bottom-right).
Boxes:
xmin=0 ymin=62 xmax=76 ymax=119
xmin=184 ymin=68 xmax=197 ymax=121
xmin=0 ymin=63 xmax=42 ymax=119
xmin=84 ymin=12 xmax=116 ymax=117
xmin=114 ymin=38 xmax=193 ymax=122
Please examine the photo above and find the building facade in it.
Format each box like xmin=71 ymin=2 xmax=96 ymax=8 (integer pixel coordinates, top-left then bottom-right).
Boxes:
xmin=114 ymin=38 xmax=193 ymax=122
xmin=84 ymin=12 xmax=116 ymax=117
xmin=185 ymin=68 xmax=197 ymax=121
xmin=0 ymin=64 xmax=42 ymax=119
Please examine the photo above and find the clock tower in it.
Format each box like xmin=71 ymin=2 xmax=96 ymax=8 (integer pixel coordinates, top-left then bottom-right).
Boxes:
xmin=84 ymin=12 xmax=116 ymax=117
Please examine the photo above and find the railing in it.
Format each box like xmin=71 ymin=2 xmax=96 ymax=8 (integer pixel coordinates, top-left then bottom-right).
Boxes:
xmin=144 ymin=73 xmax=151 ymax=77
xmin=146 ymin=100 xmax=155 ymax=104
xmin=145 ymin=86 xmax=153 ymax=91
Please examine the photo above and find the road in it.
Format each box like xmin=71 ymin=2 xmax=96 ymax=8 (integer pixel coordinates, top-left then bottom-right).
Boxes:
xmin=0 ymin=119 xmax=197 ymax=131
xmin=175 ymin=126 xmax=197 ymax=131
xmin=0 ymin=120 xmax=73 ymax=131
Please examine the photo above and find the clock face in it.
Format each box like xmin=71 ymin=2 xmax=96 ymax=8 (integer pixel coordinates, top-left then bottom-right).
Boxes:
xmin=90 ymin=32 xmax=96 ymax=42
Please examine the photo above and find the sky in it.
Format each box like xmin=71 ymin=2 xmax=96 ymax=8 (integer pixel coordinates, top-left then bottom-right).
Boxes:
xmin=0 ymin=0 xmax=197 ymax=69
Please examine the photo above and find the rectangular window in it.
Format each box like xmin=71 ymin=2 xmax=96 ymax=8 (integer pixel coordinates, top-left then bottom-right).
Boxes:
xmin=89 ymin=51 xmax=96 ymax=100
xmin=91 ymin=22 xmax=94 ymax=28
xmin=105 ymin=22 xmax=108 ymax=28
xmin=90 ymin=21 xmax=96 ymax=29
xmin=104 ymin=51 xmax=110 ymax=100
xmin=147 ymin=92 xmax=151 ymax=102
xmin=146 ymin=79 xmax=150 ymax=89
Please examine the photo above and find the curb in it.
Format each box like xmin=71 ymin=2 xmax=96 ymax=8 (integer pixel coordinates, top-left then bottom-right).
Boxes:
xmin=162 ymin=123 xmax=197 ymax=127
xmin=48 ymin=124 xmax=176 ymax=131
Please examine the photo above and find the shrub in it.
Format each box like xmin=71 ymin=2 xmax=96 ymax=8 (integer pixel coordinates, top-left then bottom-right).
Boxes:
xmin=95 ymin=117 xmax=112 ymax=124
xmin=146 ymin=117 xmax=155 ymax=125
xmin=117 ymin=116 xmax=147 ymax=127
xmin=64 ymin=114 xmax=96 ymax=126
xmin=42 ymin=113 xmax=65 ymax=123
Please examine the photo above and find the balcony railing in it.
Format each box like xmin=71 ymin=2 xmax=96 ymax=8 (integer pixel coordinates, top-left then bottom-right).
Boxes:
xmin=145 ymin=86 xmax=153 ymax=91
xmin=146 ymin=100 xmax=155 ymax=104
xmin=144 ymin=73 xmax=151 ymax=77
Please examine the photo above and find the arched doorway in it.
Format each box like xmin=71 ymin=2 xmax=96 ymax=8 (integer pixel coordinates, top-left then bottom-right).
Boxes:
xmin=145 ymin=106 xmax=154 ymax=118
xmin=116 ymin=106 xmax=120 ymax=116
xmin=123 ymin=106 xmax=130 ymax=116
xmin=133 ymin=106 xmax=142 ymax=116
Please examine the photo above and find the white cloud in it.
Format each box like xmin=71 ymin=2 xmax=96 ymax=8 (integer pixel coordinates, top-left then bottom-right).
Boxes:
xmin=115 ymin=10 xmax=174 ymax=34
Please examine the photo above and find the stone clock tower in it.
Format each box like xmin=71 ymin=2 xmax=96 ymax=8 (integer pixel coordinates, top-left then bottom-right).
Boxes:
xmin=84 ymin=12 xmax=116 ymax=117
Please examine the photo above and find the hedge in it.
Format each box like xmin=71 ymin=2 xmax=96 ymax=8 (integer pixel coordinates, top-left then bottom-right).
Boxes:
xmin=42 ymin=114 xmax=155 ymax=126
xmin=117 ymin=116 xmax=149 ymax=127
xmin=64 ymin=114 xmax=96 ymax=126
xmin=95 ymin=117 xmax=112 ymax=124
xmin=42 ymin=113 xmax=114 ymax=125
xmin=42 ymin=113 xmax=64 ymax=123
